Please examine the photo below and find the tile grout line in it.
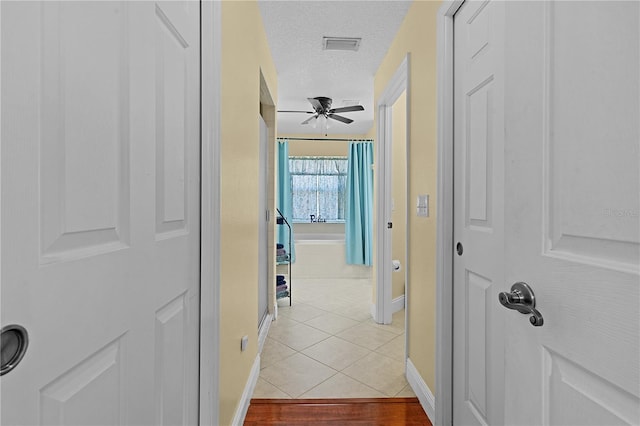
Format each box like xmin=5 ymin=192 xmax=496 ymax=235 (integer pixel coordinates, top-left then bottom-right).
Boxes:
xmin=262 ymin=278 xmax=408 ymax=399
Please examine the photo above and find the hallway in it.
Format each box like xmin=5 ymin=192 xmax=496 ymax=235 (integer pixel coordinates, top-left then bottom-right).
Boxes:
xmin=254 ymin=278 xmax=413 ymax=399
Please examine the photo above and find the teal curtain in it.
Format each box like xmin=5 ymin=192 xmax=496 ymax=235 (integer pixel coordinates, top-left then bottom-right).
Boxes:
xmin=277 ymin=140 xmax=295 ymax=262
xmin=345 ymin=141 xmax=374 ymax=265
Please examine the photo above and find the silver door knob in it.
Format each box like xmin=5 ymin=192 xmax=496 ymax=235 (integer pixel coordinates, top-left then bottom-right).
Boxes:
xmin=498 ymin=282 xmax=544 ymax=327
xmin=1 ymin=325 xmax=29 ymax=375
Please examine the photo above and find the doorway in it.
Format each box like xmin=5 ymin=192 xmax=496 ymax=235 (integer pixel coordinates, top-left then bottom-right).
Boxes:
xmin=258 ymin=71 xmax=277 ymax=352
xmin=375 ymin=55 xmax=409 ymax=327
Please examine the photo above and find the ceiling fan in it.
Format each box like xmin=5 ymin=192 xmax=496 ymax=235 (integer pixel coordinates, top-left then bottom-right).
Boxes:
xmin=278 ymin=97 xmax=364 ymax=125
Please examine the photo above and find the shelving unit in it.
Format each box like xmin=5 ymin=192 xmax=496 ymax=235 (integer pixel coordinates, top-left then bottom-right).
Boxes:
xmin=276 ymin=208 xmax=291 ymax=306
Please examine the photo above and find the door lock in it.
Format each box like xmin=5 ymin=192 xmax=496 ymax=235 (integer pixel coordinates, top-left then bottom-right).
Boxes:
xmin=498 ymin=282 xmax=544 ymax=326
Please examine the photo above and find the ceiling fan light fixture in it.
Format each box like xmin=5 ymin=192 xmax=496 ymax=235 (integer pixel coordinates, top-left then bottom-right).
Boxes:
xmin=322 ymin=37 xmax=361 ymax=52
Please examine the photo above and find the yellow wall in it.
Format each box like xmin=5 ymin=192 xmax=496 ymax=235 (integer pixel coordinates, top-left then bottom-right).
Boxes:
xmin=281 ymin=133 xmax=368 ymax=157
xmin=220 ymin=2 xmax=278 ymax=424
xmin=372 ymin=0 xmax=441 ymax=392
xmin=391 ymin=92 xmax=407 ymax=300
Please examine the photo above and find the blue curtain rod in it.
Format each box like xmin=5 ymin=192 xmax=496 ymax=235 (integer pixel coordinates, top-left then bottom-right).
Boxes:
xmin=278 ymin=137 xmax=372 ymax=142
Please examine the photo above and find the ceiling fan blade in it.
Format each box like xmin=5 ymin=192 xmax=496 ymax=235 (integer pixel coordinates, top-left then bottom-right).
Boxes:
xmin=277 ymin=110 xmax=314 ymax=114
xmin=307 ymin=97 xmax=323 ymax=112
xmin=328 ymin=105 xmax=364 ymax=114
xmin=301 ymin=115 xmax=317 ymax=125
xmin=327 ymin=114 xmax=354 ymax=124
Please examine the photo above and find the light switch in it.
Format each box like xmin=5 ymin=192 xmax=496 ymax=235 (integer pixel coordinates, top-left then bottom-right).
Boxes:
xmin=417 ymin=194 xmax=429 ymax=217
xmin=241 ymin=335 xmax=249 ymax=352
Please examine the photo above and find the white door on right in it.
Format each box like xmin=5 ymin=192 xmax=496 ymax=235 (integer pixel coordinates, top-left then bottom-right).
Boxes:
xmin=502 ymin=1 xmax=639 ymax=425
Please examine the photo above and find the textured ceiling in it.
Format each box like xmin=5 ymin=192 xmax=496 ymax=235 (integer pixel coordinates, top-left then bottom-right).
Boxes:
xmin=258 ymin=1 xmax=413 ymax=135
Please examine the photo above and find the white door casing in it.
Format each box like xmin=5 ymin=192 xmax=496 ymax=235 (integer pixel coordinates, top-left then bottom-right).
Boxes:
xmin=258 ymin=116 xmax=269 ymax=327
xmin=452 ymin=1 xmax=506 ymax=424
xmin=1 ymin=1 xmax=201 ymax=425
xmin=502 ymin=2 xmax=639 ymax=424
xmin=375 ymin=55 xmax=409 ymax=325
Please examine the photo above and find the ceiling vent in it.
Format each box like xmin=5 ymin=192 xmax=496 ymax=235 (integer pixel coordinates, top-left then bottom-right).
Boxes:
xmin=322 ymin=37 xmax=361 ymax=51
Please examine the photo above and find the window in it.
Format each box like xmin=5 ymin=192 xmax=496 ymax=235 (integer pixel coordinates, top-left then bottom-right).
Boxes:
xmin=289 ymin=156 xmax=348 ymax=223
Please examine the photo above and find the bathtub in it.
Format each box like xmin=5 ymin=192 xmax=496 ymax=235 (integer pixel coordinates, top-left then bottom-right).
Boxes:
xmin=293 ymin=234 xmax=372 ymax=279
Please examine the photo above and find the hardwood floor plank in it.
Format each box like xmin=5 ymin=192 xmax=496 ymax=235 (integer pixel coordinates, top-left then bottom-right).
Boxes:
xmin=244 ymin=398 xmax=432 ymax=425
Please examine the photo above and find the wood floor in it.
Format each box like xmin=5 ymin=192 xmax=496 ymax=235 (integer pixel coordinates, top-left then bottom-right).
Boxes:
xmin=244 ymin=398 xmax=432 ymax=425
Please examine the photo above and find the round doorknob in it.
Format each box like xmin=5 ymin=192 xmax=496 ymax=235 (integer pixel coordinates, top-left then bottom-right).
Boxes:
xmin=1 ymin=324 xmax=29 ymax=376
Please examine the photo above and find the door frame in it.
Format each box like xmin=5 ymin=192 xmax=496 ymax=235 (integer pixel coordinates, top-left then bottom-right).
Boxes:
xmin=435 ymin=1 xmax=464 ymax=426
xmin=374 ymin=54 xmax=409 ymax=325
xmin=200 ymin=1 xmax=222 ymax=424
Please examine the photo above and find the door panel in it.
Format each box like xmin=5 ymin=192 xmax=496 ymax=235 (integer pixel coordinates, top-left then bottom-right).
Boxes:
xmin=503 ymin=2 xmax=639 ymax=424
xmin=1 ymin=2 xmax=200 ymax=425
xmin=40 ymin=1 xmax=130 ymax=263
xmin=543 ymin=1 xmax=639 ymax=271
xmin=40 ymin=337 xmax=125 ymax=426
xmin=155 ymin=293 xmax=189 ymax=426
xmin=453 ymin=1 xmax=505 ymax=425
xmin=156 ymin=4 xmax=190 ymax=238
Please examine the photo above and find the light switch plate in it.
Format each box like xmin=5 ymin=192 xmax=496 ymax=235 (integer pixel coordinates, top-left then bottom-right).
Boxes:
xmin=417 ymin=194 xmax=429 ymax=217
xmin=241 ymin=335 xmax=249 ymax=352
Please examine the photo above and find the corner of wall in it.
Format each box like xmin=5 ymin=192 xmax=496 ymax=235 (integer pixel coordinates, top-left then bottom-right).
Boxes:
xmin=372 ymin=0 xmax=442 ymax=394
xmin=219 ymin=2 xmax=278 ymax=425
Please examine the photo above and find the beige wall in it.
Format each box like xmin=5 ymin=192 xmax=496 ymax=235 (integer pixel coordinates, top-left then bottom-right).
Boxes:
xmin=391 ymin=92 xmax=407 ymax=300
xmin=220 ymin=2 xmax=278 ymax=424
xmin=372 ymin=0 xmax=441 ymax=392
xmin=281 ymin=133 xmax=368 ymax=157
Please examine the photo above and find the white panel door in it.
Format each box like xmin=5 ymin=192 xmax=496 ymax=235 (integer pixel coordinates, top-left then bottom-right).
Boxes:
xmin=1 ymin=2 xmax=201 ymax=425
xmin=453 ymin=1 xmax=506 ymax=425
xmin=454 ymin=1 xmax=639 ymax=425
xmin=502 ymin=1 xmax=639 ymax=424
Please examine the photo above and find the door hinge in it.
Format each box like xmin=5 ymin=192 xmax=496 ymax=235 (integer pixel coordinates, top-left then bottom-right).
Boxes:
xmin=387 ymin=222 xmax=393 ymax=229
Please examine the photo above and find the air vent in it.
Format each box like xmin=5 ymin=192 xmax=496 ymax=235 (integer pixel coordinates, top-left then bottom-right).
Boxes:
xmin=322 ymin=37 xmax=361 ymax=51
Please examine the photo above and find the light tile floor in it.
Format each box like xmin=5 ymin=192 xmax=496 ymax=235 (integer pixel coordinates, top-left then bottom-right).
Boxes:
xmin=255 ymin=278 xmax=415 ymax=399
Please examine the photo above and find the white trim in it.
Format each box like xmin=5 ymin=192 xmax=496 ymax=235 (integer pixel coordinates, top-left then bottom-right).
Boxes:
xmin=257 ymin=313 xmax=273 ymax=354
xmin=375 ymin=54 xmax=409 ymax=325
xmin=370 ymin=302 xmax=378 ymax=322
xmin=199 ymin=1 xmax=221 ymax=425
xmin=231 ymin=355 xmax=261 ymax=426
xmin=406 ymin=357 xmax=436 ymax=423
xmin=435 ymin=2 xmax=463 ymax=426
xmin=392 ymin=295 xmax=405 ymax=314
xmin=371 ymin=294 xmax=404 ymax=329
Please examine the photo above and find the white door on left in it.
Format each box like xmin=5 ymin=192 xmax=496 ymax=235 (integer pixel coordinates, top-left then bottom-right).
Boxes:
xmin=1 ymin=2 xmax=201 ymax=425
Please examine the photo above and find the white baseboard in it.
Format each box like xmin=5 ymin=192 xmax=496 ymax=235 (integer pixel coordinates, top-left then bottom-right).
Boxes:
xmin=406 ymin=357 xmax=435 ymax=422
xmin=392 ymin=295 xmax=405 ymax=314
xmin=258 ymin=313 xmax=273 ymax=354
xmin=370 ymin=294 xmax=405 ymax=323
xmin=231 ymin=354 xmax=261 ymax=426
